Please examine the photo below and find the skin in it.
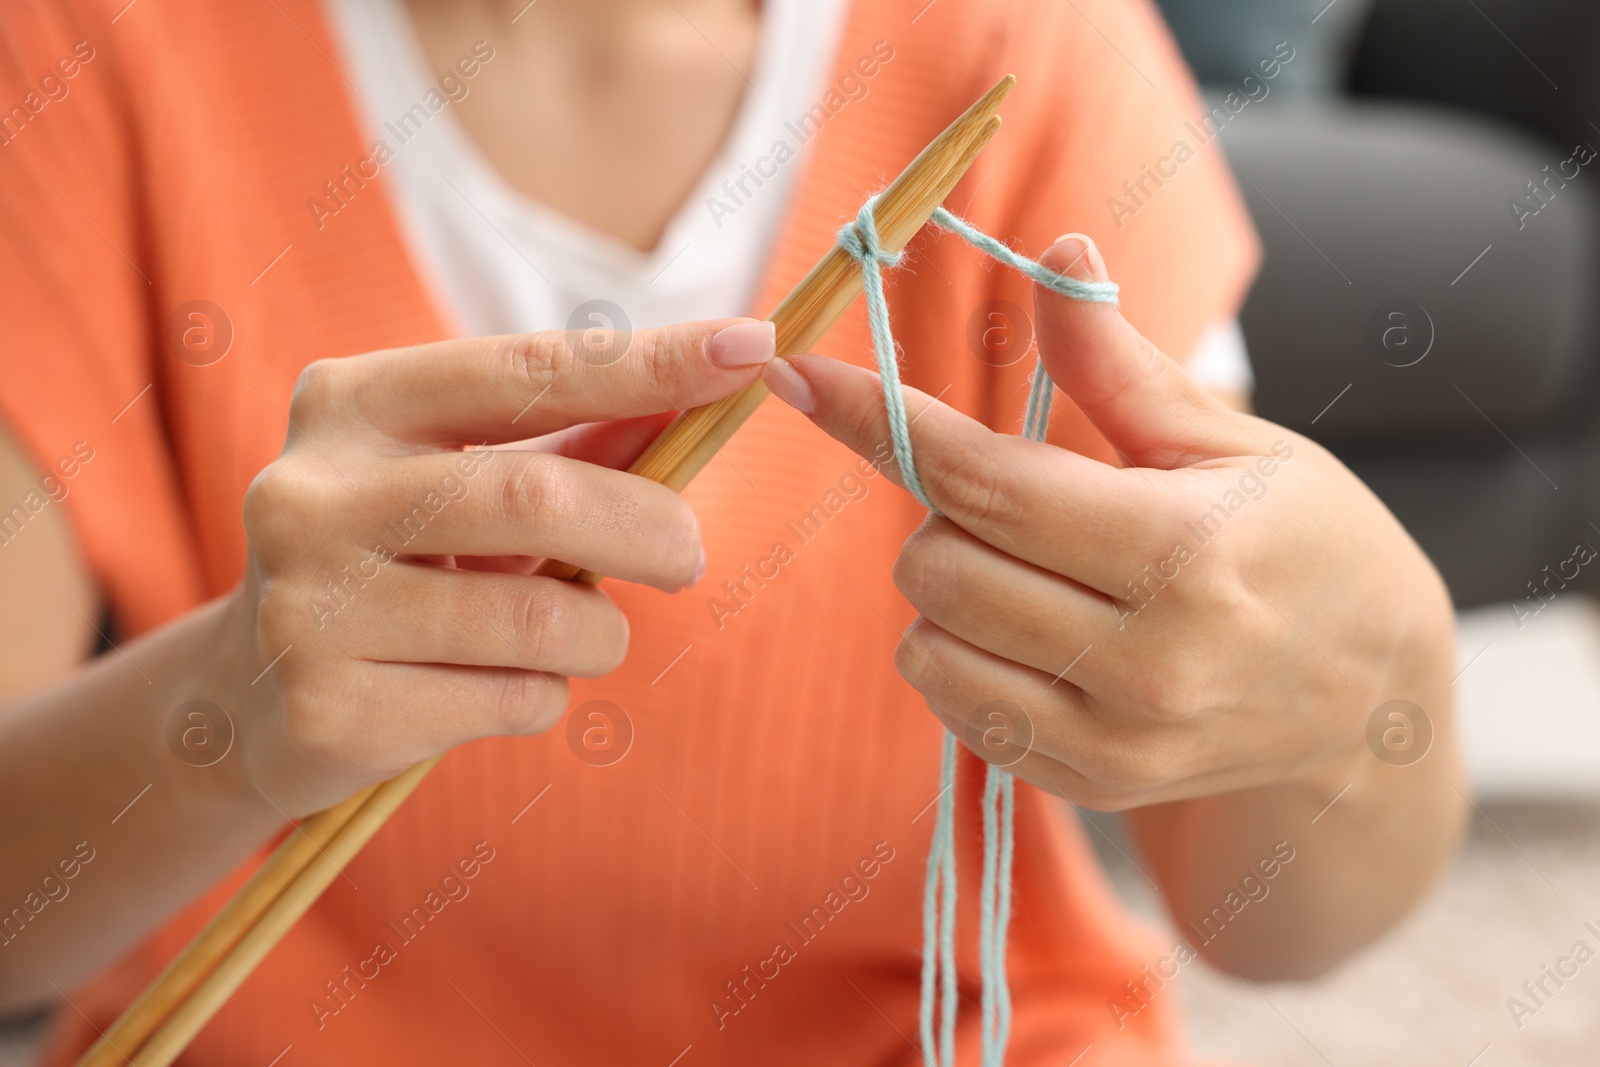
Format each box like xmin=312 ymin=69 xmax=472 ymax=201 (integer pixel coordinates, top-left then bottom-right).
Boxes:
xmin=761 ymin=236 xmax=1467 ymax=978
xmin=403 ymin=0 xmax=760 ymax=253
xmin=0 ymin=0 xmax=761 ymax=1009
xmin=0 ymin=0 xmax=1462 ymax=1013
xmin=0 ymin=317 xmax=777 ymax=1008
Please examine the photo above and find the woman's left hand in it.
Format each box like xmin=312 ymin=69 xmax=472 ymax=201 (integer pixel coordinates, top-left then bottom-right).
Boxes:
xmin=760 ymin=235 xmax=1455 ymax=811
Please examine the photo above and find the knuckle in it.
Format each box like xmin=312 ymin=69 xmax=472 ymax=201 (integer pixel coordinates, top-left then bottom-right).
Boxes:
xmin=242 ymin=464 xmax=320 ymax=560
xmin=890 ymin=549 xmax=924 ymax=605
xmin=493 ymin=671 xmax=567 ymax=735
xmin=255 ymin=582 xmax=302 ymax=647
xmin=1134 ymin=656 xmax=1210 ymax=723
xmin=594 ymin=607 xmax=630 ymax=674
xmin=287 ymin=359 xmax=346 ymax=425
xmin=1134 ymin=333 xmax=1166 ymax=382
xmin=893 ymin=633 xmax=926 ymax=689
xmin=241 ymin=465 xmax=287 ymax=542
xmin=501 ymin=453 xmax=575 ymax=538
xmin=1134 ymin=675 xmax=1197 ymax=724
xmin=513 ymin=583 xmax=570 ymax=665
xmin=894 ymin=618 xmax=946 ymax=692
xmin=1196 ymin=565 xmax=1251 ymax=618
xmin=892 ymin=522 xmax=957 ymax=607
xmin=655 ymin=500 xmax=702 ymax=584
xmin=504 ymin=333 xmax=564 ymax=400
xmin=850 ymin=407 xmax=888 ymax=468
xmin=930 ymin=449 xmax=1013 ymax=528
xmin=633 ymin=333 xmax=676 ymax=395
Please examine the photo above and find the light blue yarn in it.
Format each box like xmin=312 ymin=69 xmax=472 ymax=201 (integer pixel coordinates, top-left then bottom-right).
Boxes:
xmin=928 ymin=206 xmax=1121 ymax=307
xmin=980 ymin=754 xmax=1017 ymax=1062
xmin=919 ymin=732 xmax=958 ymax=1066
xmin=939 ymin=734 xmax=959 ymax=1065
xmin=1023 ymin=359 xmax=1055 ymax=442
xmin=835 ymin=198 xmax=1118 ymax=513
xmin=837 ymin=201 xmax=935 ymax=510
xmin=980 ymin=764 xmax=1002 ymax=1058
xmin=836 ymin=198 xmax=1119 ymax=1067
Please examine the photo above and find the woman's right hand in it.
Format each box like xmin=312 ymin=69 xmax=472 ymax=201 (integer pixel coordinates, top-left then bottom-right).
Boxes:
xmin=222 ymin=319 xmax=775 ymax=816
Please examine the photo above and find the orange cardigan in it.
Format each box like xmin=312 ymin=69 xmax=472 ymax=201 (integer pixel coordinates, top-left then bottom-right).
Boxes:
xmin=0 ymin=0 xmax=1257 ymax=1063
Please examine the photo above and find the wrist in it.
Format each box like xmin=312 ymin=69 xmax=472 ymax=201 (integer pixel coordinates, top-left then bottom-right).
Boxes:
xmin=161 ymin=587 xmax=279 ymax=824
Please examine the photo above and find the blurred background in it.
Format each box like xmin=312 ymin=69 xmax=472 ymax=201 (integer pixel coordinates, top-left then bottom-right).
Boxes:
xmin=1087 ymin=0 xmax=1600 ymax=1062
xmin=5 ymin=0 xmax=1599 ymax=1063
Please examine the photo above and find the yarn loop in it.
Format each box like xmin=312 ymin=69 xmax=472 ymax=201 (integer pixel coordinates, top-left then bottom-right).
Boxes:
xmin=834 ymin=197 xmax=1119 ymax=1067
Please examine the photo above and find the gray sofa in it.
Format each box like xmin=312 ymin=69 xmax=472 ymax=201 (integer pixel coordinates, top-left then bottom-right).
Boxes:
xmin=1162 ymin=0 xmax=1600 ymax=609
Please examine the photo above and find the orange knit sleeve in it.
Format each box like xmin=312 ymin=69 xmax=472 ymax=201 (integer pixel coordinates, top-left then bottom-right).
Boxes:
xmin=0 ymin=0 xmax=203 ymax=635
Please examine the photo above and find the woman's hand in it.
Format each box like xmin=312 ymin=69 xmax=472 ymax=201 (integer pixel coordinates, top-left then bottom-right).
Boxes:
xmin=760 ymin=236 xmax=1455 ymax=812
xmin=221 ymin=319 xmax=775 ymax=816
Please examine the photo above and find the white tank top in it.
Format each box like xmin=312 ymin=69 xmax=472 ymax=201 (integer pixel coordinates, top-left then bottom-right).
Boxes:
xmin=321 ymin=0 xmax=1251 ymax=390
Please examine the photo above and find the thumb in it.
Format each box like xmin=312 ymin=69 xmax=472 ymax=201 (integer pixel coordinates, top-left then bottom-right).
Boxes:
xmin=1033 ymin=234 xmax=1242 ymax=468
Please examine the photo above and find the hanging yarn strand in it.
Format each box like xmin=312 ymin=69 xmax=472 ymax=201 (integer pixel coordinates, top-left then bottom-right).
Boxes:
xmin=919 ymin=732 xmax=957 ymax=1066
xmin=835 ymin=203 xmax=934 ymax=509
xmin=979 ymin=763 xmax=1003 ymax=1058
xmin=836 ymin=197 xmax=1118 ymax=1067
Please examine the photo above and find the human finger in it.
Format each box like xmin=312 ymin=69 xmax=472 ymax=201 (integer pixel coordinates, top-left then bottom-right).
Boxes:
xmin=894 ymin=618 xmax=1207 ymax=810
xmin=292 ymin=319 xmax=775 ymax=446
xmin=1032 ymin=235 xmax=1261 ymax=467
xmin=891 ymin=516 xmax=1123 ymax=682
xmin=343 ymin=564 xmax=629 ymax=678
xmin=338 ymin=449 xmax=705 ymax=590
xmin=763 ymin=353 xmax=1176 ymax=594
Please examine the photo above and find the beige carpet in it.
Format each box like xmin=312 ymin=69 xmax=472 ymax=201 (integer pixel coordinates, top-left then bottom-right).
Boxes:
xmin=1087 ymin=800 xmax=1600 ymax=1067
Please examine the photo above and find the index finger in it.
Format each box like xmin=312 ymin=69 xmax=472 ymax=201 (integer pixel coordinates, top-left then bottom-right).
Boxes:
xmin=318 ymin=319 xmax=775 ymax=446
xmin=764 ymin=353 xmax=1176 ymax=595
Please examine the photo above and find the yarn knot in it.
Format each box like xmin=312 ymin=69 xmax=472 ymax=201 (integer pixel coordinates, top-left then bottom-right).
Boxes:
xmin=837 ymin=196 xmax=904 ymax=270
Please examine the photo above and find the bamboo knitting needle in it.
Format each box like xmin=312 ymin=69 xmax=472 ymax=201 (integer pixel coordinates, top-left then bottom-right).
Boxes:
xmin=550 ymin=82 xmax=1011 ymax=579
xmin=78 ymin=73 xmax=1014 ymax=1067
xmin=71 ymin=786 xmax=379 ymax=1067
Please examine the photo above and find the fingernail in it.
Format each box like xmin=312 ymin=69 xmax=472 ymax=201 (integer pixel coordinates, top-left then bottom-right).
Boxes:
xmin=763 ymin=357 xmax=816 ymax=414
xmin=690 ymin=547 xmax=707 ymax=587
xmin=708 ymin=321 xmax=776 ymax=368
xmin=1051 ymin=233 xmax=1108 ymax=282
